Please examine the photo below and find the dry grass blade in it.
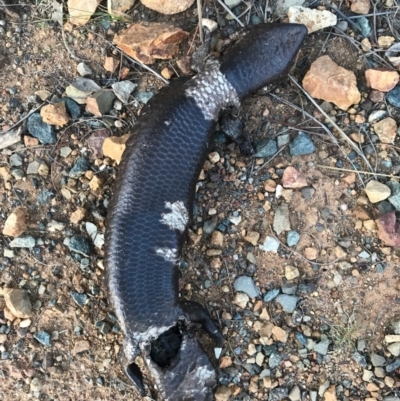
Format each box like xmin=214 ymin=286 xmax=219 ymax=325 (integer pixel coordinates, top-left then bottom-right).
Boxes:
xmin=321 ymin=309 xmax=358 ymax=351
xmin=317 ymin=165 xmax=400 ymax=179
xmin=288 ymin=75 xmax=376 ymax=178
xmin=215 ymin=0 xmax=245 ymax=27
xmin=114 ymin=46 xmax=169 ymax=84
xmin=197 ymin=0 xmax=203 ymax=43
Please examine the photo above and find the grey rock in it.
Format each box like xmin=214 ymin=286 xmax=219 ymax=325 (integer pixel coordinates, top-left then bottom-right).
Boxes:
xmin=260 ymin=368 xmax=271 ymax=378
xmin=10 ymin=153 xmax=23 ymax=167
xmin=336 ymin=21 xmax=348 ymax=32
xmin=295 ymin=332 xmax=307 ymax=345
xmin=69 ymin=157 xmax=90 ymax=178
xmin=63 ymin=98 xmax=82 ymax=119
xmin=269 ymin=387 xmax=288 ymax=401
xmin=10 ymin=169 xmax=24 ymax=180
xmin=392 ymin=319 xmax=400 ymax=335
xmin=370 ymin=352 xmax=386 ymax=366
xmin=259 ymin=236 xmax=280 ymax=252
xmin=353 ymin=352 xmax=367 ymax=367
xmin=313 ymin=339 xmax=330 ymax=355
xmin=273 ymin=203 xmax=291 ymax=235
xmin=269 ymin=353 xmax=282 ymax=368
xmin=96 ymin=320 xmax=111 ymax=334
xmin=224 ymin=0 xmax=242 ymax=7
xmin=65 ymin=77 xmax=101 ymax=104
xmin=287 ymin=230 xmax=300 ymax=246
xmin=384 ymin=397 xmax=400 ymax=401
xmin=264 ymin=288 xmax=280 ymax=302
xmin=254 ymin=138 xmax=277 ymax=158
xmin=386 ymin=358 xmax=400 ymax=373
xmin=301 ymin=187 xmax=315 ymax=200
xmin=67 ymin=236 xmax=91 ymax=257
xmin=310 ymin=391 xmax=318 ymax=401
xmin=387 ymin=86 xmax=400 ymax=109
xmin=234 ymin=276 xmax=260 ymax=298
xmin=9 ymin=235 xmax=36 ymax=248
xmin=114 ymin=99 xmax=123 ymax=110
xmin=27 ymin=113 xmax=57 ymax=144
xmin=70 ymin=291 xmax=88 ymax=307
xmin=289 ymin=386 xmax=301 ymax=401
xmin=378 ymin=200 xmax=395 ymax=214
xmin=34 ymin=330 xmax=51 ymax=346
xmin=136 ymin=91 xmax=154 ymax=104
xmin=289 ymin=132 xmax=315 ymax=156
xmin=388 ymin=182 xmax=400 ymax=211
xmin=281 ymin=282 xmax=297 ymax=295
xmin=357 ymin=339 xmax=366 ymax=351
xmin=368 ymin=110 xmax=387 ymax=124
xmin=277 ymin=134 xmax=290 ymax=148
xmin=356 ymin=16 xmax=371 ymax=37
xmin=77 ymin=62 xmax=93 ymax=77
xmin=275 ymin=294 xmax=299 ymax=313
xmin=112 ymin=81 xmax=137 ymax=104
xmin=318 ymin=380 xmax=330 ymax=397
xmin=275 ymin=0 xmax=304 ymax=15
xmin=203 ymin=219 xmax=217 ymax=234
xmin=60 ymin=146 xmax=72 ymax=158
xmin=38 ymin=189 xmax=56 ymax=205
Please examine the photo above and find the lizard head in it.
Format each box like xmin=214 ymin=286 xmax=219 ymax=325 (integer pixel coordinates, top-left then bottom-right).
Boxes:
xmin=120 ymin=326 xmax=217 ymax=401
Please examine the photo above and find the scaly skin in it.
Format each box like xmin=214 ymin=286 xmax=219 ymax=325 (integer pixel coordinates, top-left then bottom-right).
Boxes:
xmin=105 ymin=23 xmax=307 ymax=401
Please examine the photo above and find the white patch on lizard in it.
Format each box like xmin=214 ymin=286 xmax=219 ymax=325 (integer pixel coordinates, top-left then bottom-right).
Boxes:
xmin=160 ymin=201 xmax=188 ymax=233
xmin=107 ymin=270 xmax=127 ymax=335
xmin=155 ymin=247 xmax=178 ymax=263
xmin=185 ymin=58 xmax=240 ymax=121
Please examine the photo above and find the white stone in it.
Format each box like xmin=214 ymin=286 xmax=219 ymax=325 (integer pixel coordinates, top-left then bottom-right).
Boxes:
xmin=202 ymin=19 xmax=218 ymax=32
xmin=288 ymin=6 xmax=337 ymax=33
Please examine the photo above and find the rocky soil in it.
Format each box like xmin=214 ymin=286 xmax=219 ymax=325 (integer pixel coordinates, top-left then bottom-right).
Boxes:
xmin=1 ymin=1 xmax=400 ymax=401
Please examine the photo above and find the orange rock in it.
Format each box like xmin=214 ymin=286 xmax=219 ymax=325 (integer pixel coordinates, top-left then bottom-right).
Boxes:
xmin=342 ymin=173 xmax=356 ymax=186
xmin=102 ymin=134 xmax=130 ymax=163
xmin=68 ymin=0 xmax=101 ymax=26
xmin=176 ymin=56 xmax=192 ymax=75
xmin=23 ymin=136 xmax=40 ymax=147
xmin=119 ymin=67 xmax=130 ymax=79
xmin=369 ymin=90 xmax=385 ymax=103
xmin=3 ymin=207 xmax=28 ymax=237
xmin=114 ymin=22 xmax=189 ymax=64
xmin=324 ymin=385 xmax=337 ymax=401
xmin=303 ymin=55 xmax=361 ymax=110
xmin=282 ymin=166 xmax=307 ymax=188
xmin=264 ymin=179 xmax=277 ymax=192
xmin=352 ymin=205 xmax=371 ymax=220
xmin=376 ymin=212 xmax=400 ymax=247
xmin=104 ymin=56 xmax=120 ymax=72
xmin=219 ymin=356 xmax=232 ymax=368
xmin=107 ymin=0 xmax=136 ymax=16
xmin=161 ymin=67 xmax=174 ymax=79
xmin=271 ymin=326 xmax=288 ymax=343
xmin=70 ymin=208 xmax=85 ymax=224
xmin=86 ymin=89 xmax=116 ymax=116
xmin=349 ymin=132 xmax=365 ymax=143
xmin=365 ymin=69 xmax=399 ymax=92
xmin=141 ymin=0 xmax=194 ymax=14
xmin=40 ymin=102 xmax=69 ymax=126
xmin=304 ymin=247 xmax=318 ymax=260
xmin=373 ymin=117 xmax=398 ymax=144
xmin=350 ymin=0 xmax=370 ymax=14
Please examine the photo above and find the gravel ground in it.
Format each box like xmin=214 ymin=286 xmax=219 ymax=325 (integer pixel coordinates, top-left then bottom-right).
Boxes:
xmin=1 ymin=1 xmax=400 ymax=401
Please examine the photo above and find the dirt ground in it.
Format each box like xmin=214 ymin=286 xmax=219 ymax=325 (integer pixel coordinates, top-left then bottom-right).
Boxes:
xmin=1 ymin=1 xmax=400 ymax=400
